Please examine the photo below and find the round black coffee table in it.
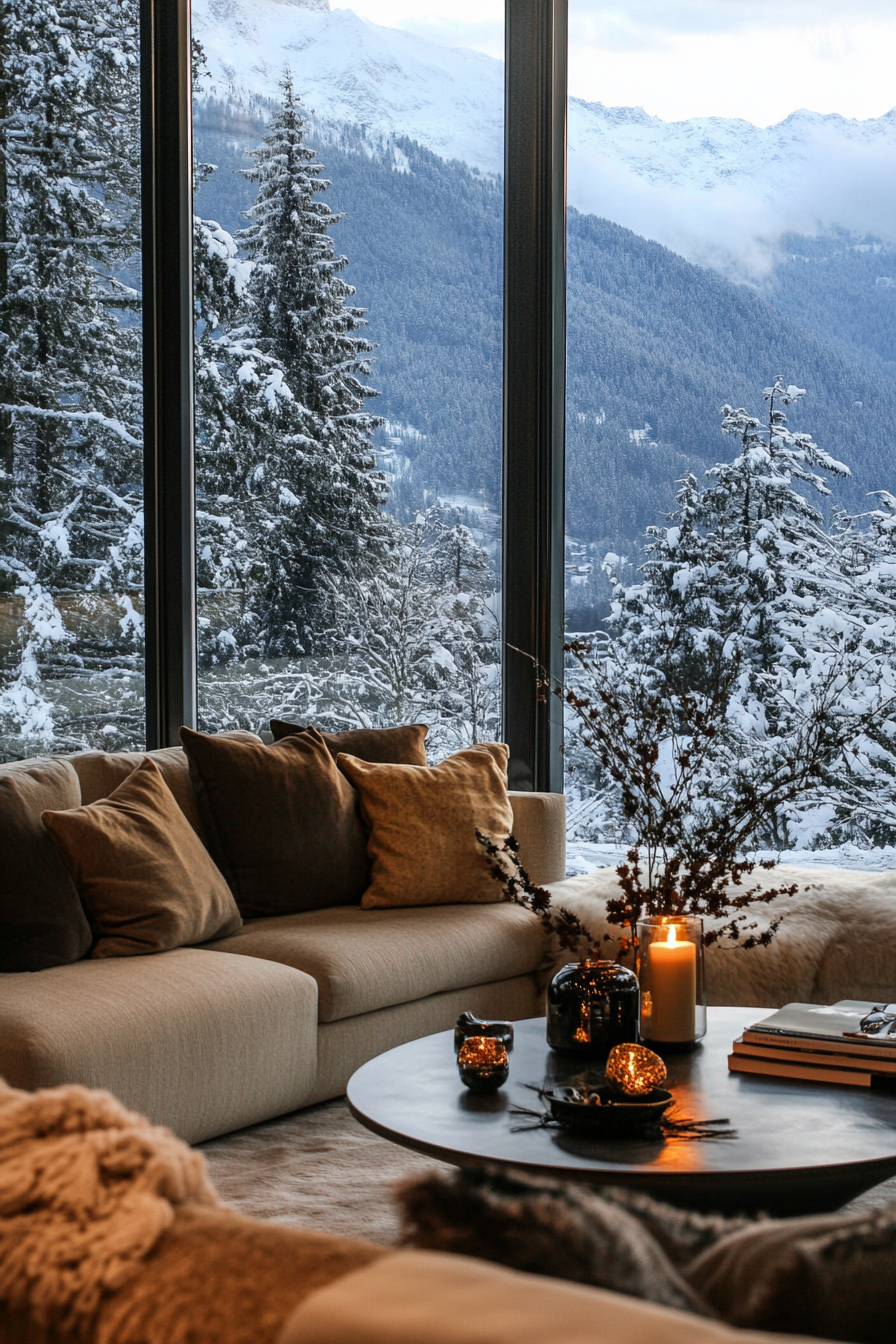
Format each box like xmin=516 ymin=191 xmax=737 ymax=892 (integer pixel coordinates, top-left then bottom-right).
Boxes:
xmin=347 ymin=1009 xmax=896 ymax=1215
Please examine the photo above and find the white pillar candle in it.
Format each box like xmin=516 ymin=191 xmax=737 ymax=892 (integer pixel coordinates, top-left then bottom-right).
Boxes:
xmin=648 ymin=925 xmax=696 ymax=1041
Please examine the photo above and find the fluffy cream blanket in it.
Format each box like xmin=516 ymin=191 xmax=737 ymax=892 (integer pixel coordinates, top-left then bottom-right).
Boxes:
xmin=0 ymin=1078 xmax=218 ymax=1335
xmin=545 ymin=865 xmax=896 ymax=1007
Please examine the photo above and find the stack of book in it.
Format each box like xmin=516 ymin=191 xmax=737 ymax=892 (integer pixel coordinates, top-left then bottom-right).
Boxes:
xmin=729 ymin=1000 xmax=896 ymax=1087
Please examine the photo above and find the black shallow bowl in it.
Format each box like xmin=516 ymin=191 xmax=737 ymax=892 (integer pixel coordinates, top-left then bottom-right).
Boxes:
xmin=545 ymin=1086 xmax=674 ymax=1133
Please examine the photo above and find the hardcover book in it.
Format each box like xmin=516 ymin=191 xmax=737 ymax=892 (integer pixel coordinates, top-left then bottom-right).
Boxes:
xmin=745 ymin=1001 xmax=896 ymax=1048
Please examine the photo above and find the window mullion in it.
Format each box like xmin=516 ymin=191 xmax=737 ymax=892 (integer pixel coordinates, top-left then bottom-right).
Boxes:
xmin=140 ymin=0 xmax=197 ymax=749
xmin=502 ymin=0 xmax=568 ymax=792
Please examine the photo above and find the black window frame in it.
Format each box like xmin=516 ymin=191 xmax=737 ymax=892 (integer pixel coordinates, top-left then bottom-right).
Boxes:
xmin=140 ymin=0 xmax=568 ymax=791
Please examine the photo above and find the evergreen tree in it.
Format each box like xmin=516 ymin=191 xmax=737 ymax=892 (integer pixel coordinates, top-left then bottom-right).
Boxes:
xmin=239 ymin=71 xmax=389 ymax=654
xmin=0 ymin=0 xmax=142 ymax=753
xmin=598 ymin=379 xmax=896 ymax=846
xmin=194 ymin=70 xmax=389 ymax=661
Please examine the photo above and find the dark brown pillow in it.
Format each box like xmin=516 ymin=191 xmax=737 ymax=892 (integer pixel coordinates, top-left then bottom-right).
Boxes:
xmin=0 ymin=758 xmax=92 ymax=972
xmin=42 ymin=758 xmax=242 ymax=958
xmin=181 ymin=726 xmax=370 ymax=917
xmin=338 ymin=743 xmax=513 ymax=909
xmin=270 ymin=720 xmax=428 ymax=766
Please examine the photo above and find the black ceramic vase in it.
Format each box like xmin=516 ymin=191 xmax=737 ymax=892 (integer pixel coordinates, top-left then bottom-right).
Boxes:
xmin=546 ymin=959 xmax=640 ymax=1058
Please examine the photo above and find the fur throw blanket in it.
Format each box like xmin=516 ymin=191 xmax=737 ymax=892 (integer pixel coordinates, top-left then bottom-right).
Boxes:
xmin=397 ymin=1166 xmax=896 ymax=1343
xmin=545 ymin=864 xmax=896 ymax=1006
xmin=0 ymin=1078 xmax=218 ymax=1335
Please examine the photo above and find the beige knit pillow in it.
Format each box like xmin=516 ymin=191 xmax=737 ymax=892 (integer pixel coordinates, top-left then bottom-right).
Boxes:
xmin=337 ymin=743 xmax=513 ymax=909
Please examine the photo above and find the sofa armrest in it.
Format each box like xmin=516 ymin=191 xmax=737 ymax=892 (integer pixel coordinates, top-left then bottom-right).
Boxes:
xmin=277 ymin=1249 xmax=824 ymax=1344
xmin=508 ymin=792 xmax=566 ymax=885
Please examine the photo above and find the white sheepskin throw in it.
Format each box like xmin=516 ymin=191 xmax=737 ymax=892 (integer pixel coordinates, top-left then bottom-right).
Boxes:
xmin=545 ymin=866 xmax=896 ymax=1008
xmin=0 ymin=1077 xmax=219 ymax=1334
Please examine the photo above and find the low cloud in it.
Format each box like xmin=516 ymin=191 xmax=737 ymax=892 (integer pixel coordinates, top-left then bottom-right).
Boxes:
xmin=568 ymin=125 xmax=896 ymax=279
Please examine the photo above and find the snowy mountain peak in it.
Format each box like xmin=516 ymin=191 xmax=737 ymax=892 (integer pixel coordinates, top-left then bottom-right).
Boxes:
xmin=193 ymin=0 xmax=505 ymax=174
xmin=192 ymin=0 xmax=896 ymax=267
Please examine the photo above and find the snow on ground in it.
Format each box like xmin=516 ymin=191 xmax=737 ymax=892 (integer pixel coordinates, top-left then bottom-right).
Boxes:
xmin=566 ymin=840 xmax=896 ymax=878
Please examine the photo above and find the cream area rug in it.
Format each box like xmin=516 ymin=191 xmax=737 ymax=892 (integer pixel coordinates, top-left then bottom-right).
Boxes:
xmin=199 ymin=1098 xmax=452 ymax=1245
xmin=200 ymin=1097 xmax=896 ymax=1244
xmin=199 ymin=1095 xmax=896 ymax=1242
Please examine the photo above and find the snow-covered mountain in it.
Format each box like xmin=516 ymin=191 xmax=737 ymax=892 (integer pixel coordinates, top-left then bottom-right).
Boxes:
xmin=192 ymin=0 xmax=896 ymax=270
xmin=192 ymin=0 xmax=505 ymax=173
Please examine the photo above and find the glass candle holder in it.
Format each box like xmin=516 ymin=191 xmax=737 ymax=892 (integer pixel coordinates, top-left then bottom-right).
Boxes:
xmin=605 ymin=1042 xmax=668 ymax=1096
xmin=546 ymin=958 xmax=640 ymax=1058
xmin=636 ymin=915 xmax=707 ymax=1046
xmin=457 ymin=1036 xmax=510 ymax=1092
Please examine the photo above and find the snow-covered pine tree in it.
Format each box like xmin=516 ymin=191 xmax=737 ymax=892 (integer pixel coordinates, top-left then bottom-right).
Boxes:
xmin=607 ymin=380 xmax=851 ymax=705
xmin=191 ymin=42 xmax=271 ymax=667
xmin=0 ymin=0 xmax=143 ymax=754
xmin=236 ymin=71 xmax=389 ymax=655
xmin=600 ymin=378 xmax=896 ymax=847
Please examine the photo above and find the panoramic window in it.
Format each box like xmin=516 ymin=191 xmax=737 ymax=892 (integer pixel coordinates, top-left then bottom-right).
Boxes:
xmin=0 ymin=0 xmax=144 ymax=761
xmin=190 ymin=0 xmax=505 ymax=758
xmin=563 ymin=1 xmax=896 ymax=872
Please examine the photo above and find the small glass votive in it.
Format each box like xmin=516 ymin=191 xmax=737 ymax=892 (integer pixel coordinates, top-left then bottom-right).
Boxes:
xmin=457 ymin=1036 xmax=510 ymax=1093
xmin=636 ymin=915 xmax=707 ymax=1046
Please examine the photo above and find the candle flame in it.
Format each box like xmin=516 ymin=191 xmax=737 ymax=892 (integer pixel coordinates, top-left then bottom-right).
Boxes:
xmin=666 ymin=924 xmax=677 ymax=946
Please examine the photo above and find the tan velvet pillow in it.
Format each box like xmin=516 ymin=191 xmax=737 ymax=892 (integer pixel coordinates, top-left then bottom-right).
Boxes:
xmin=181 ymin=726 xmax=371 ymax=917
xmin=337 ymin=743 xmax=513 ymax=909
xmin=270 ymin=720 xmax=429 ymax=766
xmin=42 ymin=759 xmax=242 ymax=958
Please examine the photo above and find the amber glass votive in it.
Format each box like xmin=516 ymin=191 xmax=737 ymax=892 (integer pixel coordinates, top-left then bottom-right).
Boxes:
xmin=605 ymin=1042 xmax=668 ymax=1096
xmin=457 ymin=1035 xmax=510 ymax=1093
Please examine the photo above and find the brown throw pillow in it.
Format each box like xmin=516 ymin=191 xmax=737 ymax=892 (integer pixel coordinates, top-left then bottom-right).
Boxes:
xmin=0 ymin=758 xmax=92 ymax=972
xmin=42 ymin=758 xmax=242 ymax=958
xmin=270 ymin=720 xmax=428 ymax=766
xmin=337 ymin=743 xmax=513 ymax=909
xmin=181 ymin=726 xmax=370 ymax=917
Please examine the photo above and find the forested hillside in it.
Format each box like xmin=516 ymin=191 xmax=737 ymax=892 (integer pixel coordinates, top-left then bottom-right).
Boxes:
xmin=759 ymin=231 xmax=896 ymax=382
xmin=194 ymin=103 xmax=896 ymax=567
xmin=565 ymin=210 xmax=896 ymax=555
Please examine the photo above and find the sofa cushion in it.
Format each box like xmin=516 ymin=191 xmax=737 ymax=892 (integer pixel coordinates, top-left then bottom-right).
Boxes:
xmin=271 ymin=720 xmax=429 ymax=766
xmin=278 ymin=1249 xmax=818 ymax=1344
xmin=308 ymin=976 xmax=540 ymax=1106
xmin=0 ymin=757 xmax=92 ymax=972
xmin=203 ymin=901 xmax=545 ymax=1022
xmin=339 ymin=744 xmax=514 ymax=909
xmin=0 ymin=948 xmax=319 ymax=1143
xmin=69 ymin=730 xmax=260 ymax=837
xmin=42 ymin=758 xmax=243 ymax=958
xmin=182 ymin=726 xmax=370 ymax=918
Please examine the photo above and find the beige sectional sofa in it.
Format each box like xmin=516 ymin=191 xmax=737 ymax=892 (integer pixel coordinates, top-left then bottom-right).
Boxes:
xmin=0 ymin=740 xmax=564 ymax=1142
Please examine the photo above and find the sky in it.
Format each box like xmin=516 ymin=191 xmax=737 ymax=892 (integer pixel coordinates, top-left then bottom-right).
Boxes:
xmin=342 ymin=0 xmax=896 ymax=126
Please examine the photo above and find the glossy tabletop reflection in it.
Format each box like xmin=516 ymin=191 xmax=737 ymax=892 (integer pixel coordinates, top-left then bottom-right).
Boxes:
xmin=346 ymin=1009 xmax=896 ymax=1215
